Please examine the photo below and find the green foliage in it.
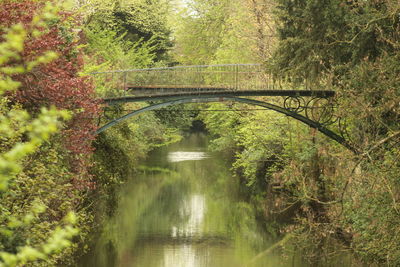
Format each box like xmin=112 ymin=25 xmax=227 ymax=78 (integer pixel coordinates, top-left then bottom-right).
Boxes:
xmin=270 ymin=0 xmax=400 ymax=264
xmin=153 ymin=104 xmax=200 ymax=132
xmin=172 ymin=0 xmax=275 ymax=64
xmin=82 ymin=0 xmax=172 ymax=62
xmin=83 ymin=26 xmax=156 ymax=71
xmin=272 ymin=0 xmax=400 ymax=89
xmin=0 ymin=2 xmax=81 ymax=266
xmin=172 ymin=0 xmax=231 ymax=64
xmin=82 ymin=25 xmax=158 ymax=98
xmin=233 ymin=110 xmax=288 ymax=186
xmin=0 ymin=101 xmax=69 ymax=191
xmin=198 ymin=103 xmax=240 ymax=154
xmin=198 ymin=102 xmax=307 ymax=202
xmin=339 ymin=146 xmax=400 ymax=264
xmin=95 ymin=104 xmax=183 ymax=170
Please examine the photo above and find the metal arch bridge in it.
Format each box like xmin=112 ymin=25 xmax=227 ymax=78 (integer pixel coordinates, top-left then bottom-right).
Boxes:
xmin=92 ymin=64 xmax=357 ymax=153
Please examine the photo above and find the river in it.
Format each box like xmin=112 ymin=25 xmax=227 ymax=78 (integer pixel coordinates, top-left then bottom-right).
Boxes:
xmin=78 ymin=133 xmax=351 ymax=267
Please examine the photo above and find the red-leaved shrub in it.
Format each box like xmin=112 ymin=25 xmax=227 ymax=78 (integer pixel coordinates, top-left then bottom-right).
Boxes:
xmin=0 ymin=0 xmax=101 ymax=189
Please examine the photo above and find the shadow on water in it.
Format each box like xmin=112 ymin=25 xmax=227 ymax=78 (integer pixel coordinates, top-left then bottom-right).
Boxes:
xmin=78 ymin=133 xmax=351 ymax=267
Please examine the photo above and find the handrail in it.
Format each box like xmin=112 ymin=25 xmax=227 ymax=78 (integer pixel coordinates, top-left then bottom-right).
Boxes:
xmin=90 ymin=63 xmax=263 ymax=74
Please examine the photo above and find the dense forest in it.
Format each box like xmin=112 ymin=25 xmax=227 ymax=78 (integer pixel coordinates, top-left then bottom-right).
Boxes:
xmin=0 ymin=0 xmax=399 ymax=266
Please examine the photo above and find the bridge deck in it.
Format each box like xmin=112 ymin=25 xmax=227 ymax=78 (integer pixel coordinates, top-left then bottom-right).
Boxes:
xmin=103 ymin=89 xmax=335 ymax=104
xmin=92 ymin=64 xmax=336 ymax=102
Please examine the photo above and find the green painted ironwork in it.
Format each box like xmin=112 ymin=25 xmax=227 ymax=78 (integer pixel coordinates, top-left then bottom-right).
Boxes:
xmin=93 ymin=64 xmax=357 ymax=153
xmin=103 ymin=90 xmax=335 ymax=105
xmin=96 ymin=96 xmax=357 ymax=153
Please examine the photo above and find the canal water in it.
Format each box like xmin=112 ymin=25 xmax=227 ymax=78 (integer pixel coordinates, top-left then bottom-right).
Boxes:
xmin=78 ymin=133 xmax=349 ymax=267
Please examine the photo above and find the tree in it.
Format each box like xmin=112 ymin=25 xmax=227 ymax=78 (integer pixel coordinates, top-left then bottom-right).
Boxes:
xmin=270 ymin=0 xmax=400 ymax=263
xmin=172 ymin=0 xmax=231 ymax=64
xmin=81 ymin=0 xmax=173 ymax=62
xmin=172 ymin=0 xmax=276 ymax=64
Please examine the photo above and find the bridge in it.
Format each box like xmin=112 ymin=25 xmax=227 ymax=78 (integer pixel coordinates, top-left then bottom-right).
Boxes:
xmin=92 ymin=64 xmax=357 ymax=153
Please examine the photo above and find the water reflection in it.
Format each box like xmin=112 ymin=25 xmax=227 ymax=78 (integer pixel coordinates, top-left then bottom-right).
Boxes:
xmin=167 ymin=152 xmax=210 ymax=163
xmin=163 ymin=244 xmax=197 ymax=267
xmin=173 ymin=194 xmax=205 ymax=238
xmin=79 ymin=133 xmax=305 ymax=267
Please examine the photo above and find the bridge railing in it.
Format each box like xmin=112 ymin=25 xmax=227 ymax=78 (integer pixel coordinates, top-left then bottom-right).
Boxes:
xmin=91 ymin=64 xmax=280 ymax=98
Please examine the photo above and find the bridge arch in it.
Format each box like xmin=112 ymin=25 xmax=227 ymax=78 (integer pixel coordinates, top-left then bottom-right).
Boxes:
xmin=96 ymin=96 xmax=357 ymax=153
